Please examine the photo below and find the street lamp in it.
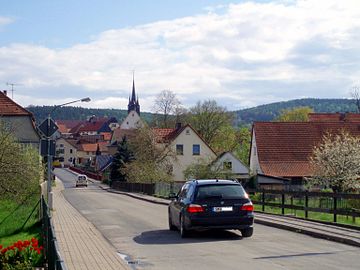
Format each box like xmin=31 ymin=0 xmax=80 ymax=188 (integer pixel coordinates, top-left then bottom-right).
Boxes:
xmin=46 ymin=97 xmax=91 ymax=210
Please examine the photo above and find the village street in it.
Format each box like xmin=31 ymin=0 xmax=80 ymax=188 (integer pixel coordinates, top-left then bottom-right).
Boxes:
xmin=54 ymin=168 xmax=360 ymax=270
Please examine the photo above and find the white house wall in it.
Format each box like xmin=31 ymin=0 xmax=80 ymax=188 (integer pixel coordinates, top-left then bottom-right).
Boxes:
xmin=170 ymin=126 xmax=216 ymax=181
xmin=120 ymin=111 xmax=144 ymax=129
xmin=214 ymin=152 xmax=249 ymax=175
xmin=249 ymin=129 xmax=262 ymax=174
xmin=56 ymin=138 xmax=77 ymax=167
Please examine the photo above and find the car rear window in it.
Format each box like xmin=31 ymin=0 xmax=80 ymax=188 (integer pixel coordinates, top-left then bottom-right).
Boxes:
xmin=195 ymin=184 xmax=246 ymax=200
xmin=78 ymin=176 xmax=86 ymax=181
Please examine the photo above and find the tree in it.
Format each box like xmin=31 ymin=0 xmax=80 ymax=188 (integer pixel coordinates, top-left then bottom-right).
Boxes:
xmin=350 ymin=86 xmax=360 ymax=112
xmin=153 ymin=90 xmax=182 ymax=128
xmin=0 ymin=122 xmax=43 ymax=200
xmin=276 ymin=106 xmax=314 ymax=122
xmin=233 ymin=126 xmax=251 ymax=166
xmin=187 ymin=100 xmax=233 ymax=146
xmin=110 ymin=137 xmax=134 ymax=184
xmin=123 ymin=126 xmax=174 ymax=183
xmin=183 ymin=159 xmax=233 ymax=180
xmin=308 ymin=131 xmax=360 ymax=192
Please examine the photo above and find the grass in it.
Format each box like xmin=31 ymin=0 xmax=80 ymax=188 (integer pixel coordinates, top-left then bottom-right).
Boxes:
xmin=0 ymin=194 xmax=42 ymax=247
xmin=253 ymin=204 xmax=360 ymax=227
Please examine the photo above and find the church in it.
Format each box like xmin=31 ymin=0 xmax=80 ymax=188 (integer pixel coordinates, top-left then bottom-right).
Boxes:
xmin=119 ymin=76 xmax=144 ymax=129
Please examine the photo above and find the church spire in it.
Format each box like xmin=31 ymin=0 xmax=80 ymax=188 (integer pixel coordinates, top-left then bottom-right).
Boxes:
xmin=131 ymin=72 xmax=136 ymax=102
xmin=127 ymin=71 xmax=140 ymax=115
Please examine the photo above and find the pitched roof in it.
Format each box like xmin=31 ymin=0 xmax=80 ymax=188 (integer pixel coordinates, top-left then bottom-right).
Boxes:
xmin=78 ymin=120 xmax=106 ymax=133
xmin=253 ymin=121 xmax=360 ymax=177
xmin=152 ymin=128 xmax=180 ymax=142
xmin=55 ymin=120 xmax=83 ymax=133
xmin=309 ymin=113 xmax=360 ymax=122
xmin=111 ymin=128 xmax=138 ymax=143
xmin=78 ymin=141 xmax=108 ymax=152
xmin=0 ymin=91 xmax=33 ymax=116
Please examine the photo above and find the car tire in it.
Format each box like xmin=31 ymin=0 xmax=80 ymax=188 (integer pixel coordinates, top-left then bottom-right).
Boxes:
xmin=240 ymin=227 xmax=253 ymax=238
xmin=180 ymin=215 xmax=189 ymax=238
xmin=168 ymin=213 xmax=177 ymax=231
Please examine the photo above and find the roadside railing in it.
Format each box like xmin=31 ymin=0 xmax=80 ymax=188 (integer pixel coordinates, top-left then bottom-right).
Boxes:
xmin=247 ymin=189 xmax=360 ymax=225
xmin=42 ymin=196 xmax=67 ymax=270
xmin=112 ymin=181 xmax=155 ymax=195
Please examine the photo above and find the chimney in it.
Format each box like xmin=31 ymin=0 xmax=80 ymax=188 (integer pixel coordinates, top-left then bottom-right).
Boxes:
xmin=3 ymin=90 xmax=7 ymax=96
xmin=175 ymin=122 xmax=182 ymax=129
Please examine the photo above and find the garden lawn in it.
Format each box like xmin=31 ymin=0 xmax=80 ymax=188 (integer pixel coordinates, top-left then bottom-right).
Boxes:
xmin=0 ymin=194 xmax=42 ymax=247
xmin=254 ymin=204 xmax=360 ymax=227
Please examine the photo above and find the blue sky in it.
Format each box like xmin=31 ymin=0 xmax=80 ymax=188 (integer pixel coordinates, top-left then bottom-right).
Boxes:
xmin=1 ymin=0 xmax=359 ymax=112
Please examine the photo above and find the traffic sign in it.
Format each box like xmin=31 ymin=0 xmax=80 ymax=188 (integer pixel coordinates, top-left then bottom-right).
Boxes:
xmin=40 ymin=139 xmax=56 ymax=156
xmin=38 ymin=118 xmax=58 ymax=137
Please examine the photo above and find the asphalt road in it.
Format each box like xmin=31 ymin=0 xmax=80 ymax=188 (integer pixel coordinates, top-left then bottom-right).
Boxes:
xmin=54 ymin=168 xmax=360 ymax=270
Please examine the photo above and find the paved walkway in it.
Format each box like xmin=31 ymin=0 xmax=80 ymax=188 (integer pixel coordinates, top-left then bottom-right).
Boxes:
xmin=51 ymin=179 xmax=129 ymax=270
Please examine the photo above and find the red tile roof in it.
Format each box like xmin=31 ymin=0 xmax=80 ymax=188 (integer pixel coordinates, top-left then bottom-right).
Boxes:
xmin=111 ymin=128 xmax=138 ymax=142
xmin=152 ymin=128 xmax=179 ymax=142
xmin=55 ymin=120 xmax=83 ymax=133
xmin=78 ymin=141 xmax=108 ymax=152
xmin=78 ymin=120 xmax=106 ymax=133
xmin=253 ymin=121 xmax=360 ymax=177
xmin=309 ymin=113 xmax=360 ymax=122
xmin=0 ymin=91 xmax=32 ymax=116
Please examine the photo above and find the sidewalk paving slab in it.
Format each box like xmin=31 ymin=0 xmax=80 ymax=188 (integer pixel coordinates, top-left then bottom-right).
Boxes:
xmin=52 ymin=179 xmax=130 ymax=270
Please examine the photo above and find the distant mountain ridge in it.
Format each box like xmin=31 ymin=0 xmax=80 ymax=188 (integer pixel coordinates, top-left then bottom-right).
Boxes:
xmin=235 ymin=98 xmax=358 ymax=126
xmin=27 ymin=98 xmax=358 ymax=126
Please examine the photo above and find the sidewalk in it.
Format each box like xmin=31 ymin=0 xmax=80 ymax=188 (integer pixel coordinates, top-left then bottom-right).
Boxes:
xmin=51 ymin=179 xmax=129 ymax=270
xmin=100 ymin=184 xmax=360 ymax=248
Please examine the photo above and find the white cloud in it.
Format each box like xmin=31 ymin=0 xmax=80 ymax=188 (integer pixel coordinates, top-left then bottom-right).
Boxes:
xmin=0 ymin=16 xmax=14 ymax=28
xmin=1 ymin=0 xmax=360 ymax=111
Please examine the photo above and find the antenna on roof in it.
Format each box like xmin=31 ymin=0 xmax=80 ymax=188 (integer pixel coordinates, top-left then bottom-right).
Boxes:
xmin=6 ymin=82 xmax=22 ymax=100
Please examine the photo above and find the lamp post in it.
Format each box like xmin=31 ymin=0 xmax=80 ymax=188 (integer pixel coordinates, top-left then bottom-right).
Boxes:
xmin=46 ymin=97 xmax=91 ymax=211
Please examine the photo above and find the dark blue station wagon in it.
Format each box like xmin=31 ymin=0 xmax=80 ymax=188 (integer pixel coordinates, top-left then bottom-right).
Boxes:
xmin=168 ymin=179 xmax=254 ymax=238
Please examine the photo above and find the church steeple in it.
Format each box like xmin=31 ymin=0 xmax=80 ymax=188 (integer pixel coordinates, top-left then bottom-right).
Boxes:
xmin=127 ymin=72 xmax=140 ymax=115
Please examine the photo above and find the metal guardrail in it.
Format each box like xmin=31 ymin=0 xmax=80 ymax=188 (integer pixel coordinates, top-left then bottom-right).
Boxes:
xmin=42 ymin=196 xmax=67 ymax=270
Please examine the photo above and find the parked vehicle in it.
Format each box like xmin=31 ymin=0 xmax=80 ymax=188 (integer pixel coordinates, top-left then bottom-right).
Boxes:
xmin=76 ymin=175 xmax=88 ymax=187
xmin=168 ymin=179 xmax=254 ymax=238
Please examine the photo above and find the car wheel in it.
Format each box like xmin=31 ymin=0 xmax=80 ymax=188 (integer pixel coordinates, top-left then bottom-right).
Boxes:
xmin=240 ymin=227 xmax=253 ymax=238
xmin=180 ymin=215 xmax=189 ymax=238
xmin=168 ymin=212 xmax=177 ymax=231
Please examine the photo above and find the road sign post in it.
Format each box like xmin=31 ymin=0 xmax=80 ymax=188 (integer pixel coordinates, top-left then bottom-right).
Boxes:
xmin=39 ymin=116 xmax=59 ymax=212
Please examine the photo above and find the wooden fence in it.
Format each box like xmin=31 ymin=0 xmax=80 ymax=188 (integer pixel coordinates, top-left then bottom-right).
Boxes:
xmin=247 ymin=189 xmax=360 ymax=223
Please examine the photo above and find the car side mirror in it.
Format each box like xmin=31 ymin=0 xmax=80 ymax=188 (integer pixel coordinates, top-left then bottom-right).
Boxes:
xmin=169 ymin=192 xmax=178 ymax=200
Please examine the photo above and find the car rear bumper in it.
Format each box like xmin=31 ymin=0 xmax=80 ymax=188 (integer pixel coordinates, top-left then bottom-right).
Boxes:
xmin=185 ymin=215 xmax=254 ymax=230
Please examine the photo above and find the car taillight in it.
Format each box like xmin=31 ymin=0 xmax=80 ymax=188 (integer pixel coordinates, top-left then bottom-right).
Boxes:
xmin=240 ymin=202 xmax=254 ymax=212
xmin=187 ymin=204 xmax=204 ymax=213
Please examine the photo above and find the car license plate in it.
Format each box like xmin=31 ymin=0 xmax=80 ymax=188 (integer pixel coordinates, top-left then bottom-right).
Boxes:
xmin=213 ymin=206 xmax=233 ymax=212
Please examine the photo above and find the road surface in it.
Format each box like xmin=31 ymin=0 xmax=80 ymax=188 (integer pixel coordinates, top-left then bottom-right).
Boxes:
xmin=54 ymin=168 xmax=360 ymax=270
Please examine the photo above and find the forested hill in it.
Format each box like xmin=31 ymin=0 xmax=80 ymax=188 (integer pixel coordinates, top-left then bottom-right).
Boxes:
xmin=26 ymin=105 xmax=154 ymax=124
xmin=235 ymin=98 xmax=357 ymax=125
xmin=27 ymin=98 xmax=358 ymax=126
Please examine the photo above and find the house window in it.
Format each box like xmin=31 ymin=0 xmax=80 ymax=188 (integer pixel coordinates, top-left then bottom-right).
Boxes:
xmin=186 ymin=130 xmax=190 ymax=135
xmin=223 ymin=161 xmax=232 ymax=170
xmin=193 ymin=144 xmax=200 ymax=155
xmin=176 ymin=144 xmax=184 ymax=155
xmin=70 ymin=149 xmax=73 ymax=154
xmin=59 ymin=144 xmax=64 ymax=148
